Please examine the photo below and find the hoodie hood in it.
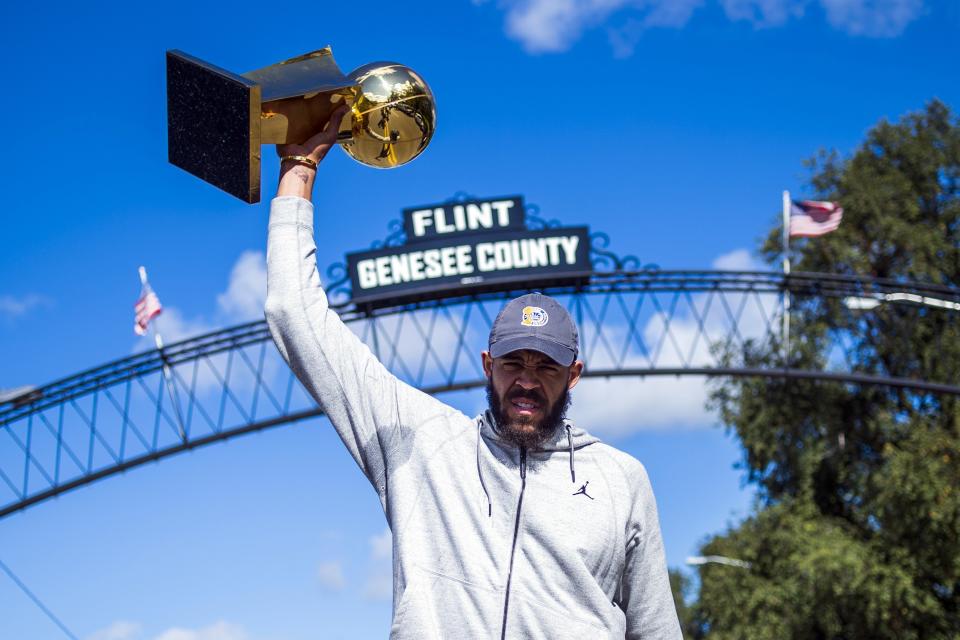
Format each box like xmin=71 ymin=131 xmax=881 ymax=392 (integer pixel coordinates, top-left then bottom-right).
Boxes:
xmin=475 ymin=410 xmax=600 ymax=517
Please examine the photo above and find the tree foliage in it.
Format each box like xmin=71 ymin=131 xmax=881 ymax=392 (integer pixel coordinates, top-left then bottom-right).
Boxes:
xmin=670 ymin=568 xmax=705 ymax=639
xmin=696 ymin=101 xmax=960 ymax=639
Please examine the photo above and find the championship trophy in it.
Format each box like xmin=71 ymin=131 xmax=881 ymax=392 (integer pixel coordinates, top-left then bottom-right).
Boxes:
xmin=166 ymin=47 xmax=436 ymax=203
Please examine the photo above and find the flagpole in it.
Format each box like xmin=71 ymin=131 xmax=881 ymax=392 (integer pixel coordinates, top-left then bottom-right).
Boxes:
xmin=139 ymin=267 xmax=187 ymax=442
xmin=781 ymin=190 xmax=791 ymax=365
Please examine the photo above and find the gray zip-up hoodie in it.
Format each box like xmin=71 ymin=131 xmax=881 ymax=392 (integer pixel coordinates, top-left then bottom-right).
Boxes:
xmin=265 ymin=196 xmax=682 ymax=639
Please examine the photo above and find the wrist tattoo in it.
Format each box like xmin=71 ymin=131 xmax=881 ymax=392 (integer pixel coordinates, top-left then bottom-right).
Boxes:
xmin=292 ymin=167 xmax=311 ymax=184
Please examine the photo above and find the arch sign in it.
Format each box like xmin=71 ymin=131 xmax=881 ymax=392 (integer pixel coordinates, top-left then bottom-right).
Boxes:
xmin=347 ymin=195 xmax=591 ymax=306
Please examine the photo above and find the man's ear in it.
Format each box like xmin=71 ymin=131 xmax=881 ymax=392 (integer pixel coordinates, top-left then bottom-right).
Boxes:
xmin=567 ymin=360 xmax=584 ymax=390
xmin=481 ymin=351 xmax=494 ymax=379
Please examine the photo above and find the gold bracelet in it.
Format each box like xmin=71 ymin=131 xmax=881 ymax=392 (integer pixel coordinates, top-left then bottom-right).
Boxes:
xmin=281 ymin=155 xmax=318 ymax=170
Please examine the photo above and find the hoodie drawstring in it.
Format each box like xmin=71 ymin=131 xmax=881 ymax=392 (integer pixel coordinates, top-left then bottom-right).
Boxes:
xmin=477 ymin=420 xmax=492 ymax=517
xmin=478 ymin=420 xmax=578 ymax=515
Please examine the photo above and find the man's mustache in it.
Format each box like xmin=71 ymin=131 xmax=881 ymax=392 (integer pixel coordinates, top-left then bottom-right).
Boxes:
xmin=506 ymin=388 xmax=547 ymax=406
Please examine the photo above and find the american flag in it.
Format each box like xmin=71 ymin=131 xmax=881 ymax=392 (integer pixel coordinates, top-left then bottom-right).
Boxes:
xmin=134 ymin=279 xmax=163 ymax=336
xmin=789 ymin=200 xmax=843 ymax=238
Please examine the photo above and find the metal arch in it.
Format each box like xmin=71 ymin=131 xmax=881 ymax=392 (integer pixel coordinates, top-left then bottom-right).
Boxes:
xmin=1 ymin=270 xmax=958 ymax=520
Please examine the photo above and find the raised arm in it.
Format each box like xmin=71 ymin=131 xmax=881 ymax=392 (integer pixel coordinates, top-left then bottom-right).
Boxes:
xmin=264 ymin=108 xmax=457 ymax=496
xmin=273 ymin=105 xmax=348 ymax=200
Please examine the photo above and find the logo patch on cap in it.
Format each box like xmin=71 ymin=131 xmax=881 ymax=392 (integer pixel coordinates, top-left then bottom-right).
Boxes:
xmin=521 ymin=306 xmax=549 ymax=327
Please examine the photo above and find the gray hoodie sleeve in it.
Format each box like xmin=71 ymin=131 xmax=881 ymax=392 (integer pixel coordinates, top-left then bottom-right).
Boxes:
xmin=264 ymin=196 xmax=455 ymax=496
xmin=621 ymin=464 xmax=683 ymax=639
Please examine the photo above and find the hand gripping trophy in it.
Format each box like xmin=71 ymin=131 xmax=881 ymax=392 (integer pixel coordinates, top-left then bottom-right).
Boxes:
xmin=166 ymin=47 xmax=436 ymax=203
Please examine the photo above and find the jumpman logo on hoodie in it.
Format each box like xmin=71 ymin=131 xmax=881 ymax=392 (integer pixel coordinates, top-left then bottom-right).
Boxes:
xmin=572 ymin=481 xmax=594 ymax=500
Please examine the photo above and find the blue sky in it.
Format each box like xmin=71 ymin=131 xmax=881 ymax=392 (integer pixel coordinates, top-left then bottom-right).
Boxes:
xmin=1 ymin=0 xmax=958 ymax=638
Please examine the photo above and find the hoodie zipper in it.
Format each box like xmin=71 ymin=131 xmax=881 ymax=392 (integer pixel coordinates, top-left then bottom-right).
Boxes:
xmin=500 ymin=446 xmax=527 ymax=640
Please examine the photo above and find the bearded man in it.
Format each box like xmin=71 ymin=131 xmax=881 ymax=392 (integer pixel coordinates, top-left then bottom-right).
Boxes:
xmin=264 ymin=107 xmax=681 ymax=639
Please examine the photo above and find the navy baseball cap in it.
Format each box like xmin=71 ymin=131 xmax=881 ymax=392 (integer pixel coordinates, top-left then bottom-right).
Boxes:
xmin=488 ymin=293 xmax=579 ymax=366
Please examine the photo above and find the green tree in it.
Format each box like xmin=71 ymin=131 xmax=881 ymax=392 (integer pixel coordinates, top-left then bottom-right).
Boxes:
xmin=670 ymin=567 xmax=705 ymax=639
xmin=696 ymin=101 xmax=960 ymax=639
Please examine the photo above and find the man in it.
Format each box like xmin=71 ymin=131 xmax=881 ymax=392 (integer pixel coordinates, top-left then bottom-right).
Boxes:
xmin=265 ymin=107 xmax=682 ymax=639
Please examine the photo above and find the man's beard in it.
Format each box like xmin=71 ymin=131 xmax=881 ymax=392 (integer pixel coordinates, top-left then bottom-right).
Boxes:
xmin=486 ymin=381 xmax=572 ymax=449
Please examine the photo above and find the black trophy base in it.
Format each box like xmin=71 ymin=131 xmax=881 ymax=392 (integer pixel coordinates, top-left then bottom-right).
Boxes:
xmin=167 ymin=50 xmax=261 ymax=204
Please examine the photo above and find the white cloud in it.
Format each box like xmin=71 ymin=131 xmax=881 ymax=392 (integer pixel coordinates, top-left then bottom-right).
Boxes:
xmin=607 ymin=0 xmax=704 ymax=56
xmin=571 ymin=375 xmax=713 ymax=436
xmin=501 ymin=0 xmax=594 ymax=53
xmin=643 ymin=0 xmax=705 ymax=26
xmin=370 ymin=528 xmax=392 ymax=560
xmin=87 ymin=621 xmax=250 ymax=640
xmin=362 ymin=528 xmax=393 ymax=601
xmin=317 ymin=560 xmax=346 ymax=591
xmin=721 ymin=0 xmax=807 ymax=26
xmin=132 ymin=251 xmax=279 ymax=400
xmin=484 ymin=0 xmax=925 ymax=55
xmin=363 ymin=572 xmax=393 ymax=601
xmin=86 ymin=621 xmax=143 ymax=640
xmin=569 ymin=247 xmax=775 ymax=437
xmin=711 ymin=247 xmax=762 ymax=271
xmin=153 ymin=622 xmax=248 ymax=640
xmin=135 ymin=250 xmax=267 ymax=350
xmin=148 ymin=306 xmax=216 ymax=345
xmin=503 ymin=0 xmax=691 ymax=54
xmin=0 ymin=293 xmax=50 ymax=320
xmin=820 ymin=0 xmax=924 ymax=36
xmin=217 ymin=251 xmax=267 ymax=323
xmin=607 ymin=18 xmax=647 ymax=57
xmin=722 ymin=0 xmax=923 ymax=35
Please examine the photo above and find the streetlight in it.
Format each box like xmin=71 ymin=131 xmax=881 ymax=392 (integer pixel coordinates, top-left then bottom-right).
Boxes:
xmin=686 ymin=555 xmax=752 ymax=569
xmin=843 ymin=292 xmax=960 ymax=311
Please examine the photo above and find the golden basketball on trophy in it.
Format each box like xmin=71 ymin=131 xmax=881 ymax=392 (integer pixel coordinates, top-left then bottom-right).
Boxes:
xmin=166 ymin=47 xmax=436 ymax=203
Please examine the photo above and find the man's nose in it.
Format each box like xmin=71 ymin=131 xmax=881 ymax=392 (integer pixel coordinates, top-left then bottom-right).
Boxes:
xmin=515 ymin=368 xmax=539 ymax=389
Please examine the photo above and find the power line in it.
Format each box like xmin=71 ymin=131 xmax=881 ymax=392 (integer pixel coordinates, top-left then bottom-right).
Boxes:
xmin=0 ymin=557 xmax=80 ymax=640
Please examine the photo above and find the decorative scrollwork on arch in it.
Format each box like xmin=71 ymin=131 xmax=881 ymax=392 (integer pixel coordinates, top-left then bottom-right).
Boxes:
xmin=370 ymin=219 xmax=406 ymax=249
xmin=444 ymin=191 xmax=477 ymax=204
xmin=524 ymin=201 xmax=562 ymax=230
xmin=325 ymin=261 xmax=353 ymax=307
xmin=589 ymin=232 xmax=658 ymax=273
